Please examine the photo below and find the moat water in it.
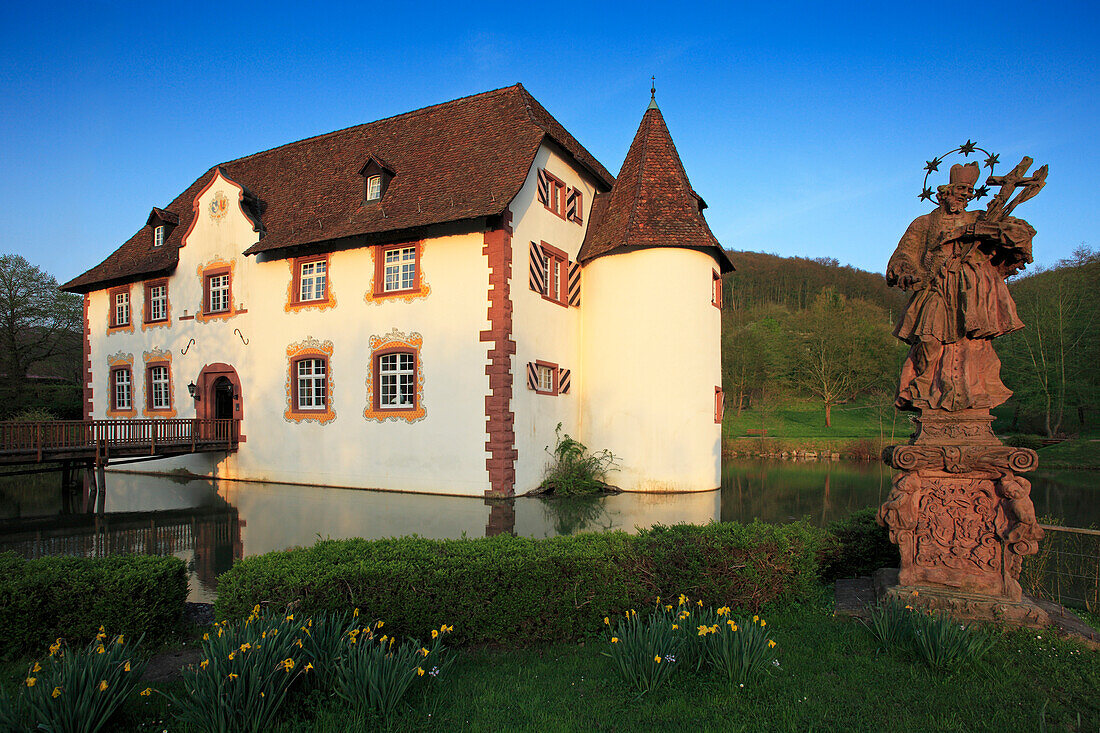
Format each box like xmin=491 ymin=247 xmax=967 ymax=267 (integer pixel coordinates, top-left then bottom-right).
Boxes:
xmin=1 ymin=459 xmax=1096 ymax=602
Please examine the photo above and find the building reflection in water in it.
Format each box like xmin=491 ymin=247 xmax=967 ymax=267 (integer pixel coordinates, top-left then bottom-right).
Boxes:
xmin=1 ymin=461 xmax=1093 ymax=603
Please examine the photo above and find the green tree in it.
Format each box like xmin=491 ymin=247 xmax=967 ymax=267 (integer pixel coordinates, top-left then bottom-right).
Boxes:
xmin=789 ymin=289 xmax=897 ymax=427
xmin=0 ymin=254 xmax=82 ymax=393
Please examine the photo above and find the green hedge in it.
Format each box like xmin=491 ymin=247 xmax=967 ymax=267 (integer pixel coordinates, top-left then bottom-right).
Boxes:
xmin=819 ymin=508 xmax=899 ymax=580
xmin=214 ymin=521 xmax=827 ymax=645
xmin=0 ymin=553 xmax=187 ymax=656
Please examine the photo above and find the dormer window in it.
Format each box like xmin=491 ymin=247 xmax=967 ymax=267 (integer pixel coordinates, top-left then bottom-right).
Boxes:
xmin=366 ymin=175 xmax=382 ymax=201
xmin=154 ymin=225 xmax=165 ymax=247
xmin=358 ymin=154 xmax=395 ymax=203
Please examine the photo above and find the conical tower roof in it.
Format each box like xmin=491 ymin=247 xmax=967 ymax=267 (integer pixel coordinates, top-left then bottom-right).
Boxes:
xmin=579 ymin=101 xmax=732 ymax=272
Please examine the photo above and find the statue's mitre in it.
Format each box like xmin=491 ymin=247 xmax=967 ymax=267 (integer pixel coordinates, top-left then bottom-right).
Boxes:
xmin=949 ymin=162 xmax=980 ymax=187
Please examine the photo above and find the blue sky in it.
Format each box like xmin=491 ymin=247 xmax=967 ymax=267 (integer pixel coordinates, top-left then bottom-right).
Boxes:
xmin=1 ymin=1 xmax=1096 ymax=285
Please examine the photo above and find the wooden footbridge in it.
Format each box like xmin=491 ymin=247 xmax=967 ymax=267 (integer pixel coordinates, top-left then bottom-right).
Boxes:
xmin=0 ymin=418 xmax=239 ymax=514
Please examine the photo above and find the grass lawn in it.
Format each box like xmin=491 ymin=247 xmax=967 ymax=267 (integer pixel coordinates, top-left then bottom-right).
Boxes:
xmin=31 ymin=595 xmax=1091 ymax=732
xmin=723 ymin=398 xmax=901 ymax=441
xmin=1038 ymin=438 xmax=1100 ymax=469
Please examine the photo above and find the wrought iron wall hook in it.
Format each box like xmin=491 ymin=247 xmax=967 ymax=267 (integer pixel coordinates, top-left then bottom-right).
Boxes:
xmin=234 ymin=329 xmax=249 ymax=345
xmin=181 ymin=338 xmax=195 ymax=355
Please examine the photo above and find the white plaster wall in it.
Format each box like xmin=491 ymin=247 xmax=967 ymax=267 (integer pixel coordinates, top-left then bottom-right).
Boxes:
xmin=88 ymin=170 xmax=493 ymax=495
xmin=510 ymin=144 xmax=600 ymax=493
xmin=580 ymin=248 xmax=722 ymax=492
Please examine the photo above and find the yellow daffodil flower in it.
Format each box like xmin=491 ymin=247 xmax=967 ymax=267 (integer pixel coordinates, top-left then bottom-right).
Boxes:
xmin=200 ymin=659 xmax=209 ymax=670
xmin=116 ymin=635 xmax=124 ymax=645
xmin=654 ymin=655 xmax=661 ymax=663
xmin=140 ymin=688 xmax=152 ymax=697
xmin=698 ymin=625 xmax=709 ymax=636
xmin=422 ymin=648 xmax=430 ymax=657
xmin=281 ymin=658 xmax=294 ymax=671
xmin=25 ymin=678 xmax=36 ymax=687
xmin=353 ymin=608 xmax=359 ymax=617
xmin=52 ymin=686 xmax=62 ymax=698
xmin=228 ymin=652 xmax=235 ymax=661
xmin=286 ymin=614 xmax=294 ymax=621
xmin=696 ymin=600 xmax=703 ymax=607
xmin=611 ymin=637 xmax=619 ymax=643
xmin=665 ymin=605 xmax=673 ymax=611
xmin=752 ymin=615 xmax=759 ymax=623
xmin=604 ymin=617 xmax=610 ymax=625
xmin=717 ymin=607 xmax=730 ymax=616
xmin=32 ymin=662 xmax=41 ymax=673
xmin=203 ymin=633 xmax=209 ymax=641
xmin=417 ymin=667 xmax=425 ymax=676
xmin=760 ymin=620 xmax=766 ymax=627
xmin=431 ymin=630 xmax=438 ymax=639
xmin=124 ymin=661 xmax=131 ymax=672
xmin=229 ymin=673 xmax=238 ymax=680
xmin=96 ymin=645 xmax=105 ymax=655
xmin=672 ymin=624 xmax=679 ymax=630
xmin=304 ymin=663 xmax=313 ymax=673
xmin=679 ymin=594 xmax=688 ymax=606
xmin=98 ymin=680 xmax=108 ymax=692
xmin=377 ymin=621 xmax=384 ymax=629
xmin=768 ymin=640 xmax=777 ymax=648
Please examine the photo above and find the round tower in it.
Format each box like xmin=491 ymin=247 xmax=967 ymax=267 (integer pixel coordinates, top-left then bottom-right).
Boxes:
xmin=578 ymin=97 xmax=731 ymax=492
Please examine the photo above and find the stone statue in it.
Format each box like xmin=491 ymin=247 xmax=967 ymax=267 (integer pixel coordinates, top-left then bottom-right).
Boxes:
xmin=886 ymin=161 xmax=1038 ymax=412
xmin=877 ymin=147 xmax=1050 ymax=628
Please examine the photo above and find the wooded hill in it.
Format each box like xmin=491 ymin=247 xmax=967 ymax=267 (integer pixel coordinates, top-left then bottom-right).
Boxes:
xmin=719 ymin=247 xmax=1100 ymax=436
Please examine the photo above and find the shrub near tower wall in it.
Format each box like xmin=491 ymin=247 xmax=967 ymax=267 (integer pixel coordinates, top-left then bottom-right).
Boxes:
xmin=0 ymin=553 xmax=187 ymax=655
xmin=214 ymin=522 xmax=828 ymax=645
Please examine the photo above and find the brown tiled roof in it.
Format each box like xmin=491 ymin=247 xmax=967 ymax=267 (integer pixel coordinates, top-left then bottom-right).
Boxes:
xmin=62 ymin=84 xmax=614 ymax=293
xmin=579 ymin=104 xmax=733 ymax=273
xmin=147 ymin=207 xmax=179 ymax=226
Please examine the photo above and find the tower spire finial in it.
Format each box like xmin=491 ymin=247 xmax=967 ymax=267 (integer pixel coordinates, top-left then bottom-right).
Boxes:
xmin=648 ymin=75 xmax=659 ymax=110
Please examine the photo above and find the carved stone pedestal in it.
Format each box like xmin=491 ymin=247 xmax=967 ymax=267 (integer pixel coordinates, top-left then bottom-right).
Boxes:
xmin=877 ymin=409 xmax=1048 ymax=628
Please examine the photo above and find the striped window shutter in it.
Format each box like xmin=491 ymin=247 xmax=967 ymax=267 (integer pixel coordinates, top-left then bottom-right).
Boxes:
xmin=529 ymin=241 xmax=547 ymax=294
xmin=565 ymin=188 xmax=583 ymax=223
xmin=567 ymin=261 xmax=581 ymax=306
xmin=558 ymin=368 xmax=571 ymax=394
xmin=537 ymin=169 xmax=550 ymax=206
xmin=526 ymin=362 xmax=538 ymax=391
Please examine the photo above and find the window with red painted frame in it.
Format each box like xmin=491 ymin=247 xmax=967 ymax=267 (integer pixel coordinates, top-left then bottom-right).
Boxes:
xmin=537 ymin=169 xmax=567 ymax=218
xmin=373 ymin=243 xmax=421 ymax=297
xmin=144 ymin=279 xmax=169 ymax=323
xmin=374 ymin=348 xmax=417 ymax=411
xmin=293 ymin=256 xmax=328 ymax=303
xmin=109 ymin=286 xmax=131 ymax=328
xmin=111 ymin=367 xmax=133 ymax=411
xmin=204 ymin=269 xmax=231 ymax=314
xmin=291 ymin=356 xmax=329 ymax=413
xmin=712 ymin=269 xmax=723 ymax=309
xmin=540 ymin=242 xmax=568 ymax=307
xmin=147 ymin=363 xmax=172 ymax=412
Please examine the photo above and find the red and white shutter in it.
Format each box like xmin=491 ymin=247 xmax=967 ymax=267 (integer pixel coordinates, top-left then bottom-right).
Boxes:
xmin=537 ymin=169 xmax=550 ymax=207
xmin=527 ymin=362 xmax=539 ymax=391
xmin=567 ymin=261 xmax=581 ymax=306
xmin=565 ymin=188 xmax=578 ymax=221
xmin=529 ymin=241 xmax=547 ymax=294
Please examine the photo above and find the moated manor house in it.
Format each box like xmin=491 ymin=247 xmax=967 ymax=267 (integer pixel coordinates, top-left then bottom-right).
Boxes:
xmin=62 ymin=85 xmax=731 ymax=496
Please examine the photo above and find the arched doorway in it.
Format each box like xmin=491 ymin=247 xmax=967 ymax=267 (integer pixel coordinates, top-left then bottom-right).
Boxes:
xmin=194 ymin=363 xmax=243 ymax=424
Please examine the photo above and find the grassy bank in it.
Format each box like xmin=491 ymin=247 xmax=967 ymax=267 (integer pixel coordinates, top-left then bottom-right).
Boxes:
xmin=1038 ymin=438 xmax=1100 ymax=469
xmin=12 ymin=595 xmax=1094 ymax=732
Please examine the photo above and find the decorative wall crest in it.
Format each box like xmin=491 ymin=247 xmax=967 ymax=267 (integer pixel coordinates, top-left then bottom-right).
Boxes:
xmin=209 ymin=190 xmax=229 ymax=221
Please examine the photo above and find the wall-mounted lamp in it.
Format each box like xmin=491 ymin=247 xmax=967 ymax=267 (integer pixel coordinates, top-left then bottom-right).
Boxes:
xmin=187 ymin=381 xmax=200 ymax=400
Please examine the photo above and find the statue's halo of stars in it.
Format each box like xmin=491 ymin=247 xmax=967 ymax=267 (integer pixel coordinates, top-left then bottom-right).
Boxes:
xmin=920 ymin=140 xmax=1000 ymax=202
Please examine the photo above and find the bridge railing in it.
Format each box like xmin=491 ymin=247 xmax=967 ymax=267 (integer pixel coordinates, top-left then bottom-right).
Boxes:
xmin=0 ymin=419 xmax=239 ymax=460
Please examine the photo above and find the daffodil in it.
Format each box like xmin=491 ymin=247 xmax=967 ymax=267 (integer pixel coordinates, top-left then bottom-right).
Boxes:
xmin=611 ymin=637 xmax=619 ymax=643
xmin=32 ymin=662 xmax=41 ymax=673
xmin=25 ymin=678 xmax=36 ymax=687
xmin=717 ymin=606 xmax=730 ymax=616
xmin=96 ymin=645 xmax=105 ymax=655
xmin=752 ymin=615 xmax=759 ymax=623
xmin=203 ymin=633 xmax=209 ymax=641
xmin=672 ymin=624 xmax=679 ymax=630
xmin=417 ymin=667 xmax=425 ymax=676
xmin=431 ymin=629 xmax=439 ymax=639
xmin=768 ymin=640 xmax=777 ymax=648
xmin=286 ymin=614 xmax=294 ymax=621
xmin=200 ymin=659 xmax=209 ymax=670
xmin=124 ymin=661 xmax=131 ymax=672
xmin=98 ymin=680 xmax=108 ymax=692
xmin=760 ymin=620 xmax=766 ymax=627
xmin=304 ymin=663 xmax=313 ymax=672
xmin=421 ymin=647 xmax=430 ymax=657
xmin=353 ymin=608 xmax=359 ymax=617
xmin=654 ymin=655 xmax=661 ymax=663
xmin=140 ymin=688 xmax=152 ymax=697
xmin=116 ymin=634 xmax=124 ymax=645
xmin=228 ymin=652 xmax=235 ymax=661
xmin=52 ymin=686 xmax=62 ymax=698
xmin=604 ymin=617 xmax=610 ymax=625
xmin=679 ymin=594 xmax=688 ymax=606
xmin=229 ymin=673 xmax=238 ymax=680
xmin=281 ymin=658 xmax=295 ymax=671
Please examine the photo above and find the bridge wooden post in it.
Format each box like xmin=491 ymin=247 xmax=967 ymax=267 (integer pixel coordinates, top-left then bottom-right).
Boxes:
xmin=83 ymin=466 xmax=95 ymax=514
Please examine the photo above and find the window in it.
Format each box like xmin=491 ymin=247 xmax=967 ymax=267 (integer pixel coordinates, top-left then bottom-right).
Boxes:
xmin=112 ymin=368 xmax=132 ymax=411
xmin=144 ymin=280 xmax=168 ymax=323
xmin=383 ymin=246 xmax=417 ymax=292
xmin=206 ymin=272 xmax=230 ymax=313
xmin=715 ymin=386 xmax=725 ymax=424
xmin=148 ymin=365 xmax=171 ymax=411
xmin=366 ymin=175 xmax=382 ymax=201
xmin=299 ymin=260 xmax=327 ymax=302
xmin=537 ymin=169 xmax=566 ymax=217
xmin=111 ymin=290 xmax=130 ymax=327
xmin=712 ymin=270 xmax=723 ymax=309
xmin=295 ymin=358 xmax=328 ymax=411
xmin=565 ymin=187 xmax=583 ymax=224
xmin=537 ymin=364 xmax=554 ymax=392
xmin=153 ymin=225 xmax=165 ymax=247
xmin=378 ymin=352 xmax=415 ymax=409
xmin=528 ymin=360 xmax=566 ymax=395
xmin=537 ymin=242 xmax=568 ymax=307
